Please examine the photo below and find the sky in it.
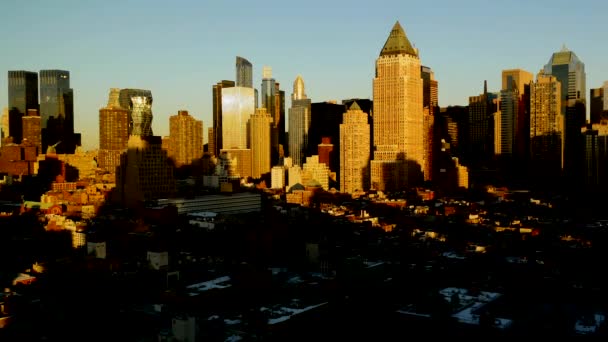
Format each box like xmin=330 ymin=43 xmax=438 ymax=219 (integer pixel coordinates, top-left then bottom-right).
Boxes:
xmin=2 ymin=0 xmax=608 ymax=151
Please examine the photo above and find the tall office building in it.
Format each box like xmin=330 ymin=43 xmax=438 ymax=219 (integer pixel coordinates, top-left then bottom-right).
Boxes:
xmin=590 ymin=81 xmax=608 ymax=124
xmin=340 ymin=102 xmax=370 ymax=194
xmin=261 ymin=66 xmax=283 ymax=165
xmin=288 ymin=75 xmax=312 ymax=166
xmin=221 ymin=87 xmax=255 ymax=149
xmin=371 ymin=21 xmax=424 ymax=191
xmin=544 ymin=46 xmax=586 ymax=185
xmin=99 ymin=88 xmax=130 ymax=173
xmin=467 ymin=81 xmax=499 ymax=167
xmin=39 ymin=70 xmax=76 ymax=153
xmin=421 ymin=66 xmax=438 ymax=182
xmin=212 ymin=80 xmax=235 ymax=156
xmin=498 ymin=69 xmax=533 ymax=158
xmin=8 ymin=71 xmax=38 ymax=144
xmin=168 ymin=110 xmax=203 ymax=167
xmin=530 ymin=70 xmax=562 ymax=187
xmin=249 ymin=108 xmax=273 ymax=179
xmin=236 ymin=56 xmax=253 ymax=88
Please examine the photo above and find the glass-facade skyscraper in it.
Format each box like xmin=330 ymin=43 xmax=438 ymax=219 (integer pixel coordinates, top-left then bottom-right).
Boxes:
xmin=39 ymin=70 xmax=75 ymax=153
xmin=7 ymin=70 xmax=38 ymax=144
xmin=544 ymin=46 xmax=586 ymax=185
xmin=119 ymin=89 xmax=154 ymax=136
xmin=236 ymin=56 xmax=253 ymax=88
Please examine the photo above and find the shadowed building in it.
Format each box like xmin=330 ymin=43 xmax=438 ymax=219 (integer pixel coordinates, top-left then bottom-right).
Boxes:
xmin=288 ymin=76 xmax=311 ymax=167
xmin=467 ymin=81 xmax=498 ymax=168
xmin=40 ymin=70 xmax=78 ymax=153
xmin=582 ymin=123 xmax=608 ymax=191
xmin=261 ymin=66 xmax=284 ymax=165
xmin=99 ymin=88 xmax=130 ymax=173
xmin=340 ymin=102 xmax=370 ymax=193
xmin=530 ymin=70 xmax=562 ymax=189
xmin=115 ymin=135 xmax=176 ymax=208
xmin=421 ymin=66 xmax=438 ymax=182
xmin=371 ymin=21 xmax=424 ymax=191
xmin=544 ymin=46 xmax=586 ymax=187
xmin=168 ymin=110 xmax=203 ymax=167
xmin=114 ymin=90 xmax=176 ymax=208
xmin=8 ymin=71 xmax=38 ymax=144
xmin=22 ymin=109 xmax=42 ymax=154
xmin=497 ymin=69 xmax=533 ymax=186
xmin=590 ymin=82 xmax=608 ymax=124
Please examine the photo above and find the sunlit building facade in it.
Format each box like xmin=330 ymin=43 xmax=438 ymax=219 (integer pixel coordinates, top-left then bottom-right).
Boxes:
xmin=221 ymin=87 xmax=255 ymax=150
xmin=340 ymin=102 xmax=370 ymax=194
xmin=249 ymin=108 xmax=272 ymax=179
xmin=371 ymin=21 xmax=424 ymax=191
xmin=168 ymin=110 xmax=203 ymax=167
xmin=99 ymin=88 xmax=130 ymax=173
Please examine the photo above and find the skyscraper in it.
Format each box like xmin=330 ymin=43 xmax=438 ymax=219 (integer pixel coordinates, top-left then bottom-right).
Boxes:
xmin=99 ymin=88 xmax=130 ymax=173
xmin=530 ymin=70 xmax=562 ymax=188
xmin=371 ymin=21 xmax=424 ymax=191
xmin=119 ymin=89 xmax=153 ymax=137
xmin=221 ymin=87 xmax=255 ymax=149
xmin=288 ymin=75 xmax=311 ymax=166
xmin=340 ymin=102 xmax=370 ymax=193
xmin=249 ymin=107 xmax=273 ymax=179
xmin=169 ymin=110 xmax=203 ymax=167
xmin=8 ymin=71 xmax=38 ymax=144
xmin=212 ymin=80 xmax=235 ymax=156
xmin=544 ymin=46 xmax=586 ymax=185
xmin=590 ymin=81 xmax=608 ymax=124
xmin=467 ymin=81 xmax=498 ymax=167
xmin=421 ymin=66 xmax=438 ymax=182
xmin=261 ymin=66 xmax=282 ymax=165
xmin=236 ymin=56 xmax=253 ymax=88
xmin=498 ymin=69 xmax=533 ymax=160
xmin=39 ymin=70 xmax=75 ymax=153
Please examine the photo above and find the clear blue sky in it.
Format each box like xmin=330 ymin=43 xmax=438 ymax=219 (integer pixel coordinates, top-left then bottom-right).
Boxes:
xmin=2 ymin=0 xmax=607 ymax=150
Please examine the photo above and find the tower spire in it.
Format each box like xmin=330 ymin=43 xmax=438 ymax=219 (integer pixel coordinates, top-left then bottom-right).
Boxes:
xmin=379 ymin=21 xmax=418 ymax=57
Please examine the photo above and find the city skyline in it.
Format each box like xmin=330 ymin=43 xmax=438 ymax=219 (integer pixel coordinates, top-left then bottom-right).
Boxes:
xmin=2 ymin=0 xmax=608 ymax=150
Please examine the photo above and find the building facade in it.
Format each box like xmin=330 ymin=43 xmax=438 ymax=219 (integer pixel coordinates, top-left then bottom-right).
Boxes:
xmin=168 ymin=110 xmax=203 ymax=167
xmin=99 ymin=88 xmax=130 ymax=173
xmin=340 ymin=102 xmax=370 ymax=194
xmin=8 ymin=71 xmax=38 ymax=144
xmin=39 ymin=70 xmax=76 ymax=153
xmin=421 ymin=66 xmax=438 ymax=182
xmin=371 ymin=21 xmax=424 ymax=191
xmin=590 ymin=81 xmax=608 ymax=124
xmin=544 ymin=46 xmax=586 ymax=185
xmin=530 ymin=71 xmax=562 ymax=187
xmin=212 ymin=80 xmax=235 ymax=156
xmin=249 ymin=108 xmax=272 ymax=179
xmin=221 ymin=87 xmax=255 ymax=150
xmin=288 ymin=75 xmax=311 ymax=167
xmin=236 ymin=56 xmax=253 ymax=88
